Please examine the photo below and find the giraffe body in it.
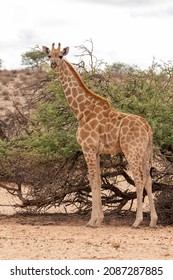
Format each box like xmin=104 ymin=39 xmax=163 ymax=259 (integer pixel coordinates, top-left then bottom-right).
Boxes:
xmin=42 ymin=43 xmax=158 ymax=228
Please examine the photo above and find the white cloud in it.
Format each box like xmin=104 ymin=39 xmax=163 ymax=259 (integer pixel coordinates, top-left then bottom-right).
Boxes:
xmin=1 ymin=0 xmax=173 ymax=69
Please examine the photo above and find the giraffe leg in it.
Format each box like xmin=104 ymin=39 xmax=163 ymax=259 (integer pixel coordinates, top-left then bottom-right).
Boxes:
xmin=84 ymin=152 xmax=103 ymax=227
xmin=126 ymin=160 xmax=144 ymax=228
xmin=144 ymin=176 xmax=158 ymax=227
xmin=132 ymin=170 xmax=158 ymax=228
xmin=132 ymin=182 xmax=144 ymax=228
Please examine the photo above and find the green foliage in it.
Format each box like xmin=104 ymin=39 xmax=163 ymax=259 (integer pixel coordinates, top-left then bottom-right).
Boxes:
xmin=11 ymin=79 xmax=78 ymax=162
xmin=21 ymin=48 xmax=47 ymax=68
xmin=106 ymin=62 xmax=173 ymax=152
xmin=28 ymin=80 xmax=79 ymax=159
xmin=0 ymin=139 xmax=6 ymax=157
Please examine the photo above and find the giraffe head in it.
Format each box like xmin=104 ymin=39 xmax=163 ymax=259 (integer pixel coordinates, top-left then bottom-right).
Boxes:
xmin=42 ymin=43 xmax=69 ymax=69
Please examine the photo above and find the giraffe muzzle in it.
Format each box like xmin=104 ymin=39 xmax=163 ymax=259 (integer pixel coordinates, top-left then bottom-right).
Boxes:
xmin=51 ymin=62 xmax=57 ymax=68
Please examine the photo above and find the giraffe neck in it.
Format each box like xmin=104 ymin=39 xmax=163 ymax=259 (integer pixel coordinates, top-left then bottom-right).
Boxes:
xmin=56 ymin=60 xmax=110 ymax=121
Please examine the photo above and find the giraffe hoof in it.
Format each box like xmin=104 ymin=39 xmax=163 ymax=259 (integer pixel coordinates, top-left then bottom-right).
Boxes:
xmin=131 ymin=225 xmax=140 ymax=229
xmin=149 ymin=218 xmax=158 ymax=228
xmin=131 ymin=222 xmax=141 ymax=228
xmin=149 ymin=223 xmax=157 ymax=228
xmin=85 ymin=223 xmax=96 ymax=228
xmin=86 ymin=220 xmax=102 ymax=228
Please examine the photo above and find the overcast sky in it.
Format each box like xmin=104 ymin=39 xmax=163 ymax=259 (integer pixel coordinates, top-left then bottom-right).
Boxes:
xmin=1 ymin=0 xmax=173 ymax=69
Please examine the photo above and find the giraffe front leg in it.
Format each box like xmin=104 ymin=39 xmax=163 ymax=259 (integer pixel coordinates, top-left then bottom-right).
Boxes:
xmin=84 ymin=152 xmax=104 ymax=227
xmin=86 ymin=181 xmax=104 ymax=228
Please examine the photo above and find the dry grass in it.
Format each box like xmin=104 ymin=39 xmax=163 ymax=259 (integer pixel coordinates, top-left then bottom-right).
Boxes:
xmin=0 ymin=68 xmax=48 ymax=121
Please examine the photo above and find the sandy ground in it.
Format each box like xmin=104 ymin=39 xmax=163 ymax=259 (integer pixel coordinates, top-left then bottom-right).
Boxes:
xmin=0 ymin=211 xmax=173 ymax=260
xmin=0 ymin=189 xmax=173 ymax=260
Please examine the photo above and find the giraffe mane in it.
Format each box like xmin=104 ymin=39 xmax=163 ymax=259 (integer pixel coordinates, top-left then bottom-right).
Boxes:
xmin=64 ymin=60 xmax=110 ymax=108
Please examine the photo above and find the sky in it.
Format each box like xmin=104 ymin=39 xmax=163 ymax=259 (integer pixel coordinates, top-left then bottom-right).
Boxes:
xmin=1 ymin=0 xmax=173 ymax=69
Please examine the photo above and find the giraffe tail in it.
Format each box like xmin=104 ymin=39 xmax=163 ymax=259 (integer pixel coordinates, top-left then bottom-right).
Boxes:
xmin=150 ymin=167 xmax=157 ymax=178
xmin=147 ymin=131 xmax=154 ymax=177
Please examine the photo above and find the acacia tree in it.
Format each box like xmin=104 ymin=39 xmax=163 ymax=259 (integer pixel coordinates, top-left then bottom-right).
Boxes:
xmin=21 ymin=47 xmax=47 ymax=68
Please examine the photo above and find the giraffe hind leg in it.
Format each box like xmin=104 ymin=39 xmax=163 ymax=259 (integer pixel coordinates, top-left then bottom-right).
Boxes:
xmin=123 ymin=155 xmax=145 ymax=227
xmin=130 ymin=165 xmax=158 ymax=228
xmin=144 ymin=175 xmax=158 ymax=227
xmin=132 ymin=180 xmax=144 ymax=228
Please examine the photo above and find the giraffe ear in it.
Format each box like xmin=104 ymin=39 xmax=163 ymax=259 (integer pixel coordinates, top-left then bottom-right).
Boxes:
xmin=42 ymin=46 xmax=50 ymax=56
xmin=62 ymin=47 xmax=69 ymax=56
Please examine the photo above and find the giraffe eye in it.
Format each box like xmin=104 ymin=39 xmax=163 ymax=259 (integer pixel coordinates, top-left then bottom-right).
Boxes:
xmin=48 ymin=55 xmax=51 ymax=58
xmin=59 ymin=55 xmax=63 ymax=59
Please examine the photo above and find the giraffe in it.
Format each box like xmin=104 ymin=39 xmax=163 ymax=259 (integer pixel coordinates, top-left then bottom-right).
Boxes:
xmin=42 ymin=42 xmax=158 ymax=228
